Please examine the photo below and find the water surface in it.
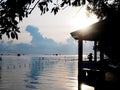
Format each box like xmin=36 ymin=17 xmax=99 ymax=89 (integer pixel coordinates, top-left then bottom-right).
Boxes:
xmin=0 ymin=55 xmax=78 ymax=90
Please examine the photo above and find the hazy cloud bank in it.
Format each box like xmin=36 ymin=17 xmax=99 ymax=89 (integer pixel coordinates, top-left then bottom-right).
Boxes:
xmin=0 ymin=25 xmax=78 ymax=54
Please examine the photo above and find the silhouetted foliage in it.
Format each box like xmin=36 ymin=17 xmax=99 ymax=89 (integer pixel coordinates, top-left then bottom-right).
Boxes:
xmin=1 ymin=0 xmax=120 ymax=61
xmin=1 ymin=0 xmax=120 ymax=39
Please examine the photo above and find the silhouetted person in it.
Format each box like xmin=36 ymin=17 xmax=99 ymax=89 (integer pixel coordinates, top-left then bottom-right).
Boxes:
xmin=87 ymin=53 xmax=93 ymax=61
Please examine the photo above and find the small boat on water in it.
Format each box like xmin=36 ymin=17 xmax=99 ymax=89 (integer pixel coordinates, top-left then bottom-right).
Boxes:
xmin=17 ymin=54 xmax=21 ymax=56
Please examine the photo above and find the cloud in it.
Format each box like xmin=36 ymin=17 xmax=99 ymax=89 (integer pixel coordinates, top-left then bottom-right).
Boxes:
xmin=25 ymin=25 xmax=78 ymax=54
xmin=18 ymin=7 xmax=80 ymax=44
xmin=0 ymin=25 xmax=78 ymax=54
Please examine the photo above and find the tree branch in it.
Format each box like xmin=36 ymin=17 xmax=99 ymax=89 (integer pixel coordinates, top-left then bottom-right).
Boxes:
xmin=29 ymin=0 xmax=41 ymax=14
xmin=0 ymin=0 xmax=4 ymax=4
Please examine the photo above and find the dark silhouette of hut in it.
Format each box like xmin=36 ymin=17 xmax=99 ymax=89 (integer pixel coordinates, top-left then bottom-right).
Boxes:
xmin=70 ymin=18 xmax=120 ymax=89
xmin=71 ymin=18 xmax=120 ymax=65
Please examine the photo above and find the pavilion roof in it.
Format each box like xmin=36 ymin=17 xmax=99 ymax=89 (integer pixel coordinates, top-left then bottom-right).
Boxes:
xmin=70 ymin=20 xmax=107 ymax=41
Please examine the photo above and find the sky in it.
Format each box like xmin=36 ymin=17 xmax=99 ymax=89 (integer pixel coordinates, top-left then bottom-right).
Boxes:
xmin=0 ymin=5 xmax=99 ymax=55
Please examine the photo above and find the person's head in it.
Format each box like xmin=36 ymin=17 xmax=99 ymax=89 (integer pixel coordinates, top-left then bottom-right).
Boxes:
xmin=90 ymin=53 xmax=92 ymax=55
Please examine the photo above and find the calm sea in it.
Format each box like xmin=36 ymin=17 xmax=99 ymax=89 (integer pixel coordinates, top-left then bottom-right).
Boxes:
xmin=0 ymin=55 xmax=79 ymax=90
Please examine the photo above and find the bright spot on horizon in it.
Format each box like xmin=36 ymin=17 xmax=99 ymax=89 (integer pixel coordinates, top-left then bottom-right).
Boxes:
xmin=70 ymin=6 xmax=99 ymax=30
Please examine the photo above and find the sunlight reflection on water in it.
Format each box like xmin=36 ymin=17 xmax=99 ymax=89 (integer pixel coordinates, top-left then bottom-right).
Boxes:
xmin=81 ymin=83 xmax=94 ymax=90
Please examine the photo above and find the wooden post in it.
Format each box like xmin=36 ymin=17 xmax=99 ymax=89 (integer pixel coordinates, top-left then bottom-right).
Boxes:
xmin=94 ymin=41 xmax=97 ymax=62
xmin=100 ymin=50 xmax=104 ymax=61
xmin=78 ymin=39 xmax=83 ymax=90
xmin=99 ymin=41 xmax=104 ymax=61
xmin=78 ymin=39 xmax=83 ymax=73
xmin=78 ymin=39 xmax=83 ymax=63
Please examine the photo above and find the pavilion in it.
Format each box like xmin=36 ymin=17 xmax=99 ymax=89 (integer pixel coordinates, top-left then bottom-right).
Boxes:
xmin=70 ymin=19 xmax=107 ymax=63
xmin=70 ymin=17 xmax=120 ymax=90
xmin=70 ymin=20 xmax=108 ymax=89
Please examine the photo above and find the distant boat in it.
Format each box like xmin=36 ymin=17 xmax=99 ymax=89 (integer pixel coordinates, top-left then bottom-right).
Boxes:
xmin=17 ymin=54 xmax=21 ymax=56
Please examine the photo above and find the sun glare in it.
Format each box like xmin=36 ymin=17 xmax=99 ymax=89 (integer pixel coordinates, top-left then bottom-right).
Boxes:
xmin=70 ymin=7 xmax=98 ymax=30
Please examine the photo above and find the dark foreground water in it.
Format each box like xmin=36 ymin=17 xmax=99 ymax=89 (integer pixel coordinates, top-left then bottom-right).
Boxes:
xmin=0 ymin=55 xmax=95 ymax=90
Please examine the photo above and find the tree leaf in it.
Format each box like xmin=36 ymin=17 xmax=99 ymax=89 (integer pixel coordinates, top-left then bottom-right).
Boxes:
xmin=11 ymin=32 xmax=15 ymax=39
